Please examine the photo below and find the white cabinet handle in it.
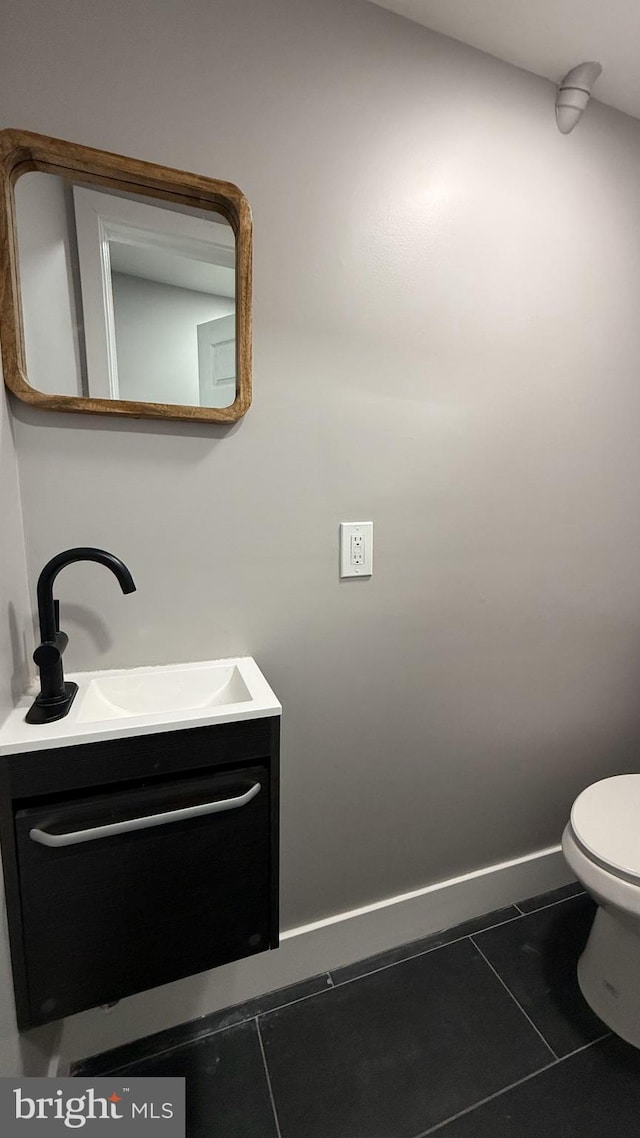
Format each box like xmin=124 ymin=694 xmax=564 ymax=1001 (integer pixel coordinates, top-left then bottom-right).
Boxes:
xmin=29 ymin=782 xmax=261 ymax=848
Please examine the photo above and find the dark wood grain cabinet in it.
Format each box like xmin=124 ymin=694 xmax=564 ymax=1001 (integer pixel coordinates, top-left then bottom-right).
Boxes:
xmin=0 ymin=716 xmax=280 ymax=1029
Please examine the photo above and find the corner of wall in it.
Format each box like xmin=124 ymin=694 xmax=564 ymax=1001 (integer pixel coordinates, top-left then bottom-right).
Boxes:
xmin=0 ymin=374 xmax=37 ymax=1074
xmin=0 ymin=382 xmax=33 ymax=720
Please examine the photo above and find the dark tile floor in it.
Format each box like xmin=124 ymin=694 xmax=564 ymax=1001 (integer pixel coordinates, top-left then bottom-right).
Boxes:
xmin=74 ymin=881 xmax=640 ymax=1137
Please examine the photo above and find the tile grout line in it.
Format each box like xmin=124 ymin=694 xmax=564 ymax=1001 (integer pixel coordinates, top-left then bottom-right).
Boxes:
xmin=76 ymin=893 xmax=588 ymax=1076
xmin=82 ymin=976 xmax=337 ymax=1075
xmin=328 ymin=913 xmax=524 ymax=989
xmin=255 ymin=1017 xmax=283 ymax=1138
xmin=515 ymin=891 xmax=586 ymax=917
xmin=563 ymin=1029 xmax=612 ymax=1057
xmin=469 ymin=936 xmax=559 ymax=1061
xmin=411 ymin=1031 xmax=610 ymax=1138
xmin=82 ymin=1023 xmax=261 ymax=1076
xmin=414 ymin=1059 xmax=558 ymax=1138
xmin=77 ymin=908 xmax=530 ymax=1075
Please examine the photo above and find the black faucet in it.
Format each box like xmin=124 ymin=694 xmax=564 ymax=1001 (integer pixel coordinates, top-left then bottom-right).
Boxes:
xmin=26 ymin=548 xmax=136 ymax=725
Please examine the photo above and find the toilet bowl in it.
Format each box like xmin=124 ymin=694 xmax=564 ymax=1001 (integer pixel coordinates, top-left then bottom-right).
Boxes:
xmin=563 ymin=774 xmax=640 ymax=1049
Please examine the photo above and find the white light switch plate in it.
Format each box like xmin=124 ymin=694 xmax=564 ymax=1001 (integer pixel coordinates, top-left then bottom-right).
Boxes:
xmin=340 ymin=522 xmax=373 ymax=578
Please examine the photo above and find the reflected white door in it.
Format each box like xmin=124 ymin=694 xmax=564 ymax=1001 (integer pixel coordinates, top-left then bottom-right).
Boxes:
xmin=197 ymin=313 xmax=236 ymax=408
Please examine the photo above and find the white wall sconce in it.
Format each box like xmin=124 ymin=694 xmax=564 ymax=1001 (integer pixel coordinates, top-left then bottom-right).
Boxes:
xmin=556 ymin=62 xmax=603 ymax=134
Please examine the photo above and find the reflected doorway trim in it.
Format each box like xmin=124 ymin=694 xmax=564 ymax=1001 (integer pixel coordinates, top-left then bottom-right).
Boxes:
xmin=72 ymin=187 xmax=236 ymax=402
xmin=0 ymin=128 xmax=252 ymax=425
xmin=73 ymin=187 xmax=120 ymax=400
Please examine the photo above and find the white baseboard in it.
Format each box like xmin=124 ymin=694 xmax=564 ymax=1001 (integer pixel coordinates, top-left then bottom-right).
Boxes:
xmin=60 ymin=842 xmax=573 ymax=1066
xmin=282 ymin=841 xmax=571 ymax=953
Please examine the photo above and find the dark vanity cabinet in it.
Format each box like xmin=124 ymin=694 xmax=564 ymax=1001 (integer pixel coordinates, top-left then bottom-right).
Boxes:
xmin=0 ymin=716 xmax=279 ymax=1029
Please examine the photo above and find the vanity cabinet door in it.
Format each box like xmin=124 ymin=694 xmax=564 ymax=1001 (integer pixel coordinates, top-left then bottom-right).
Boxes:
xmin=14 ymin=764 xmax=272 ymax=1026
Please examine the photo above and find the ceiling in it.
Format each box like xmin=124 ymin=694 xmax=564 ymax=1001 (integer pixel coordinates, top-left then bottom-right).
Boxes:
xmin=369 ymin=0 xmax=640 ymax=120
xmin=110 ymin=241 xmax=235 ymax=299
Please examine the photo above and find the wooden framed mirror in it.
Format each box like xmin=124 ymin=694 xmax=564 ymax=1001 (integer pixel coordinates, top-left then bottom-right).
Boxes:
xmin=0 ymin=129 xmax=252 ymax=423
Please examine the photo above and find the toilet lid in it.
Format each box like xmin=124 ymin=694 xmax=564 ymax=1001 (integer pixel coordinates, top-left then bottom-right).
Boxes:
xmin=571 ymin=775 xmax=640 ymax=881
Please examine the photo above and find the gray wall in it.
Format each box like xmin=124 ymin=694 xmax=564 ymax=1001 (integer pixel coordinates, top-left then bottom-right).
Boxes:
xmin=0 ymin=374 xmax=44 ymax=1073
xmin=112 ymin=273 xmax=233 ymax=405
xmin=14 ymin=174 xmax=84 ymax=397
xmin=0 ymin=391 xmax=30 ymax=723
xmin=3 ymin=0 xmax=640 ymax=1062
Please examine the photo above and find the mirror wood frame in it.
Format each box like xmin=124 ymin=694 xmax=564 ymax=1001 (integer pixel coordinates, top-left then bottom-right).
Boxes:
xmin=0 ymin=129 xmax=252 ymax=423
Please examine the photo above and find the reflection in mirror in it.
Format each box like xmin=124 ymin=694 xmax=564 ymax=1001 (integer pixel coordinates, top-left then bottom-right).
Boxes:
xmin=14 ymin=173 xmax=236 ymax=409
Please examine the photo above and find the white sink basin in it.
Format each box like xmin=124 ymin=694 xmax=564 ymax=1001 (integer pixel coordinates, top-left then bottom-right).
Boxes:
xmin=0 ymin=657 xmax=281 ymax=756
xmin=77 ymin=661 xmax=251 ymax=722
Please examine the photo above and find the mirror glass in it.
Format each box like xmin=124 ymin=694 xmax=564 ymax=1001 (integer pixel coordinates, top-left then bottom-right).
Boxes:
xmin=14 ymin=173 xmax=236 ymax=409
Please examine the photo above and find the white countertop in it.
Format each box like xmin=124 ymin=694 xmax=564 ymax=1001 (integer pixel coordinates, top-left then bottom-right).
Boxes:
xmin=0 ymin=657 xmax=281 ymax=757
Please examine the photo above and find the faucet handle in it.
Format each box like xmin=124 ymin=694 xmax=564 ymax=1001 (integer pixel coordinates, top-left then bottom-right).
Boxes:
xmin=33 ymin=630 xmax=68 ymax=667
xmin=33 ymin=642 xmax=61 ymax=668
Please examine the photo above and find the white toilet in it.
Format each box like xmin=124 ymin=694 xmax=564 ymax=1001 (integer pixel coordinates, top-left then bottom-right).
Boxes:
xmin=563 ymin=774 xmax=640 ymax=1049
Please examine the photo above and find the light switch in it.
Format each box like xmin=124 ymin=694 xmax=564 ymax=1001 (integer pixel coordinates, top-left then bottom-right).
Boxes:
xmin=340 ymin=522 xmax=373 ymax=578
